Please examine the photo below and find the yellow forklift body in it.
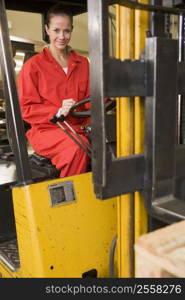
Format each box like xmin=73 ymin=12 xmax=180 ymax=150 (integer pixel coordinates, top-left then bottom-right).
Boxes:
xmin=0 ymin=172 xmax=117 ymax=278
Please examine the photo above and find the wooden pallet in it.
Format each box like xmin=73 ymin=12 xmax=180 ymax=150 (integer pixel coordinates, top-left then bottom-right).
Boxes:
xmin=135 ymin=220 xmax=185 ymax=277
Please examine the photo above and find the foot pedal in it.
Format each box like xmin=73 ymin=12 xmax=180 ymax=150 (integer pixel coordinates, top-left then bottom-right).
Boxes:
xmin=0 ymin=239 xmax=20 ymax=272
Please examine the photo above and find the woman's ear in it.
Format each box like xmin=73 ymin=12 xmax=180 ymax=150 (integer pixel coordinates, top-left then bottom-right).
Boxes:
xmin=45 ymin=24 xmax=49 ymax=35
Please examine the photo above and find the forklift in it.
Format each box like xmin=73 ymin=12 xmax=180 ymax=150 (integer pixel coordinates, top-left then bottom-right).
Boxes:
xmin=0 ymin=0 xmax=185 ymax=278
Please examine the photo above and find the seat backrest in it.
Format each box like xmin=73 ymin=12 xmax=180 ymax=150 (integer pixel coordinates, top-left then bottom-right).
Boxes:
xmin=23 ymin=51 xmax=38 ymax=64
xmin=22 ymin=51 xmax=38 ymax=132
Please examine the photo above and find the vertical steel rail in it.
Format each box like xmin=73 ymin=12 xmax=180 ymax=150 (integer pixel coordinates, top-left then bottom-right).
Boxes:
xmin=0 ymin=0 xmax=32 ymax=185
xmin=178 ymin=14 xmax=185 ymax=144
xmin=88 ymin=0 xmax=109 ymax=187
xmin=150 ymin=0 xmax=166 ymax=37
xmin=134 ymin=0 xmax=148 ymax=268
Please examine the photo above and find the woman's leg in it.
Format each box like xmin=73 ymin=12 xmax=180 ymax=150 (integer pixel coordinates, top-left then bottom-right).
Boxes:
xmin=30 ymin=127 xmax=90 ymax=177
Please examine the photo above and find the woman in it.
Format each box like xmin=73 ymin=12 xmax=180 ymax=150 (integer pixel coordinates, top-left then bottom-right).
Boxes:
xmin=18 ymin=3 xmax=90 ymax=177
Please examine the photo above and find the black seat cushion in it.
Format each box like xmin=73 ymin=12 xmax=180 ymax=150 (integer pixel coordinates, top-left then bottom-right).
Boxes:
xmin=29 ymin=152 xmax=52 ymax=165
xmin=29 ymin=152 xmax=60 ymax=179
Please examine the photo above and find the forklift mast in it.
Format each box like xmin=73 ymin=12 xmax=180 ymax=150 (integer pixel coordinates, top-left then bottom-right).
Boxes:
xmin=88 ymin=0 xmax=185 ymax=221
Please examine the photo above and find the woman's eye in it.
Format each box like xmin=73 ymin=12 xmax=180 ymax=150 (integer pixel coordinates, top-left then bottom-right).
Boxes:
xmin=64 ymin=29 xmax=71 ymax=34
xmin=54 ymin=29 xmax=60 ymax=33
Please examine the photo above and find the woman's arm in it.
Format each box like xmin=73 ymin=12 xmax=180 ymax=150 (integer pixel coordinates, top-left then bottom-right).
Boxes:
xmin=18 ymin=61 xmax=59 ymax=125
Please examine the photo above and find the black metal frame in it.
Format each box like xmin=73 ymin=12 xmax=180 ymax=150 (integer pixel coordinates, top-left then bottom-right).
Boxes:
xmin=178 ymin=13 xmax=185 ymax=145
xmin=144 ymin=37 xmax=185 ymax=223
xmin=88 ymin=0 xmax=147 ymax=199
xmin=4 ymin=0 xmax=87 ymax=14
xmin=0 ymin=0 xmax=32 ymax=185
xmin=150 ymin=0 xmax=167 ymax=38
xmin=110 ymin=0 xmax=185 ymax=14
xmin=88 ymin=0 xmax=185 ymax=223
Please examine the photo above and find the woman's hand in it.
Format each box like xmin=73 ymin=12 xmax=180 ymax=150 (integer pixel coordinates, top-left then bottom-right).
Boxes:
xmin=56 ymin=98 xmax=75 ymax=117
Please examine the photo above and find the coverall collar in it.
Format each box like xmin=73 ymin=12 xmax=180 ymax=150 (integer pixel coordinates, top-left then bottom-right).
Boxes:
xmin=43 ymin=47 xmax=81 ymax=78
xmin=43 ymin=47 xmax=81 ymax=64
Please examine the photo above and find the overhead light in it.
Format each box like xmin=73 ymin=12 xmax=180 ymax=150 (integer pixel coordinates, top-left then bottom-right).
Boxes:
xmin=15 ymin=52 xmax=25 ymax=57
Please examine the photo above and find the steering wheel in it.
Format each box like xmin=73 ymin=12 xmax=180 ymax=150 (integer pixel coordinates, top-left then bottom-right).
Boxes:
xmin=70 ymin=98 xmax=116 ymax=118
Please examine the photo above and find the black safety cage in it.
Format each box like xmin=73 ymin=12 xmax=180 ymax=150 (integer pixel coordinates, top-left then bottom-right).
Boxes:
xmin=1 ymin=0 xmax=185 ymax=223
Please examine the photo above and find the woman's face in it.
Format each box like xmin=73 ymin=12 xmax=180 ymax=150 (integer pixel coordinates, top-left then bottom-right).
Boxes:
xmin=45 ymin=15 xmax=72 ymax=51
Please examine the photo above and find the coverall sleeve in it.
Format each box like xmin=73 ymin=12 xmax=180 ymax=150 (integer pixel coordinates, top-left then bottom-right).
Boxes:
xmin=18 ymin=62 xmax=58 ymax=125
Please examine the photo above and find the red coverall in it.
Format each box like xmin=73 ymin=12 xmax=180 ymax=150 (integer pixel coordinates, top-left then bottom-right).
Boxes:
xmin=18 ymin=48 xmax=90 ymax=177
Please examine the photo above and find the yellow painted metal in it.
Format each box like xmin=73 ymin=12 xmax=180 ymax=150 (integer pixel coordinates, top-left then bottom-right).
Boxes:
xmin=0 ymin=173 xmax=117 ymax=278
xmin=116 ymin=1 xmax=149 ymax=278
xmin=0 ymin=263 xmax=14 ymax=278
xmin=116 ymin=5 xmax=135 ymax=278
xmin=134 ymin=0 xmax=148 ymax=244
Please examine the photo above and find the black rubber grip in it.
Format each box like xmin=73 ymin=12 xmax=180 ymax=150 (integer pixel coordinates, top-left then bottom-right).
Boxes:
xmin=58 ymin=115 xmax=65 ymax=122
xmin=50 ymin=114 xmax=65 ymax=123
xmin=50 ymin=115 xmax=58 ymax=123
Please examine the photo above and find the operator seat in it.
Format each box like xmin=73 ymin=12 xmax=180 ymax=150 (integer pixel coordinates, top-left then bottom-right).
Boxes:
xmin=22 ymin=51 xmax=60 ymax=180
xmin=29 ymin=152 xmax=60 ymax=180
